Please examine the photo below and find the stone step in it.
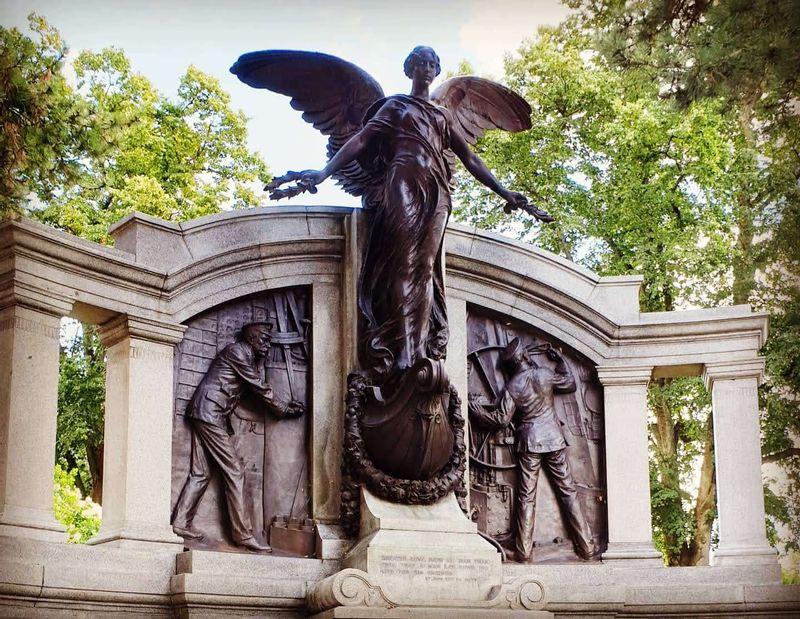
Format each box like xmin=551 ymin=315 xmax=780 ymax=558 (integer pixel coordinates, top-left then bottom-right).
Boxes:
xmin=176 ymin=549 xmax=339 ymax=581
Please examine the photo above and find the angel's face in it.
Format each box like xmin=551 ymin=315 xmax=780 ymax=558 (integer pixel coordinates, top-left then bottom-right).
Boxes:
xmin=410 ymin=50 xmax=439 ymax=86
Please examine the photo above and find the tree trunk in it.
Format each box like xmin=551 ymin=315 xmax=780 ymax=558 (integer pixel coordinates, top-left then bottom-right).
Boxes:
xmin=732 ymin=193 xmax=756 ymax=305
xmin=650 ymin=380 xmax=682 ymax=565
xmin=63 ymin=451 xmax=88 ymax=497
xmin=87 ymin=443 xmax=104 ymax=505
xmin=681 ymin=412 xmax=716 ymax=565
xmin=732 ymin=100 xmax=758 ymax=306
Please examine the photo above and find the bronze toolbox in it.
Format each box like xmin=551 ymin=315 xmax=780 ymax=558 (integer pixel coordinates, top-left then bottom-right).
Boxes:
xmin=269 ymin=515 xmax=316 ymax=557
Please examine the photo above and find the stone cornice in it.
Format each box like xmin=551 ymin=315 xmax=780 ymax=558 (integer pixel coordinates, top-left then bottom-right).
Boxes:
xmin=109 ymin=207 xmax=354 ymax=271
xmin=0 ymin=212 xmax=774 ymax=375
xmin=1 ymin=213 xmax=346 ymax=327
xmin=98 ymin=314 xmax=187 ymax=347
xmin=0 ymin=272 xmax=74 ymax=317
xmin=596 ymin=365 xmax=654 ymax=386
xmin=618 ymin=309 xmax=768 ymax=349
xmin=703 ymin=358 xmax=766 ymax=389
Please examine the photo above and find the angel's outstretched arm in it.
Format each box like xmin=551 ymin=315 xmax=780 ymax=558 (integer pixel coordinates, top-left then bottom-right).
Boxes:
xmin=450 ymin=126 xmax=554 ymax=222
xmin=269 ymin=127 xmax=374 ymax=199
xmin=325 ymin=129 xmax=371 ymax=177
xmin=450 ymin=127 xmax=521 ymax=204
xmin=299 ymin=127 xmax=374 ymax=189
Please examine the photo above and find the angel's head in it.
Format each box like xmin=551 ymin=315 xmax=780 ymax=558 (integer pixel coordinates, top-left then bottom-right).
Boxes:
xmin=404 ymin=46 xmax=441 ymax=82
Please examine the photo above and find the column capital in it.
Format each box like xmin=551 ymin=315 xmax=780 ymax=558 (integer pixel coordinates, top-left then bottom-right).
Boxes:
xmin=703 ymin=358 xmax=765 ymax=390
xmin=98 ymin=314 xmax=187 ymax=348
xmin=596 ymin=365 xmax=653 ymax=386
xmin=0 ymin=275 xmax=74 ymax=317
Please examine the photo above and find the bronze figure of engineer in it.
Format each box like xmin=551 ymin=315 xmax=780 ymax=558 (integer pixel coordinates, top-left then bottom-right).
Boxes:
xmin=470 ymin=338 xmax=599 ymax=561
xmin=172 ymin=322 xmax=304 ymax=552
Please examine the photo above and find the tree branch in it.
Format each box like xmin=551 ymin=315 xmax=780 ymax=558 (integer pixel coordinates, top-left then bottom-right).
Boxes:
xmin=762 ymin=447 xmax=800 ymax=464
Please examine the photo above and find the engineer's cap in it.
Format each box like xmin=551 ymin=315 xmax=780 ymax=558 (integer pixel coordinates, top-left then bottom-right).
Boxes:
xmin=500 ymin=337 xmax=523 ymax=363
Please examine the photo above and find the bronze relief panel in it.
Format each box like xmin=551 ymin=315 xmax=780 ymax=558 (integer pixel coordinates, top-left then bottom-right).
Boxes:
xmin=171 ymin=287 xmax=313 ymax=555
xmin=466 ymin=306 xmax=606 ymax=563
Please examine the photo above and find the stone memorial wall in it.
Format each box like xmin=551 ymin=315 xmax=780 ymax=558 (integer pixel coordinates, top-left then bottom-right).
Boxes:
xmin=0 ymin=206 xmax=797 ymax=617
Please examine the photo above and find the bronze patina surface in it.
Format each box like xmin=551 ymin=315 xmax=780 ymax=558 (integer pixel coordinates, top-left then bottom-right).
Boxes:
xmin=231 ymin=46 xmax=551 ymax=504
xmin=171 ymin=290 xmax=311 ymax=554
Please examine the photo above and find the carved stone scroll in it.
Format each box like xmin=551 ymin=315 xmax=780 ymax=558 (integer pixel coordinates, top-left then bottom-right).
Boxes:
xmin=307 ymin=568 xmax=392 ymax=613
xmin=306 ymin=568 xmax=548 ymax=614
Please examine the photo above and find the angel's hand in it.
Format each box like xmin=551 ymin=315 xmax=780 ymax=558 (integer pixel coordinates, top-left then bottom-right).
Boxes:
xmin=502 ymin=191 xmax=555 ymax=223
xmin=265 ymin=169 xmax=324 ymax=201
xmin=299 ymin=169 xmax=325 ymax=189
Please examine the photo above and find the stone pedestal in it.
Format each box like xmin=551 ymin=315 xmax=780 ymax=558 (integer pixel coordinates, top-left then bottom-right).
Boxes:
xmin=307 ymin=489 xmax=550 ymax=617
xmin=596 ymin=366 xmax=662 ymax=564
xmin=344 ymin=489 xmax=500 ymax=604
xmin=704 ymin=360 xmax=778 ymax=568
xmin=88 ymin=315 xmax=186 ymax=550
xmin=0 ymin=303 xmax=68 ymax=542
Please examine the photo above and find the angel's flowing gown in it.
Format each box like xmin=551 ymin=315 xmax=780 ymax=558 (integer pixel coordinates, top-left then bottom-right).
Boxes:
xmin=356 ymin=95 xmax=453 ymax=380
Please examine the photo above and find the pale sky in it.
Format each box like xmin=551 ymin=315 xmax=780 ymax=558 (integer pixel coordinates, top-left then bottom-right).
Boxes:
xmin=1 ymin=0 xmax=572 ymax=207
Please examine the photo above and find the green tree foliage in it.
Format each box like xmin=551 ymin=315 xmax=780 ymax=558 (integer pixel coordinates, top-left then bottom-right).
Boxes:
xmin=0 ymin=15 xmax=88 ymax=214
xmin=34 ymin=47 xmax=269 ymax=242
xmin=53 ymin=463 xmax=101 ymax=543
xmin=2 ymin=13 xmax=270 ymax=241
xmin=563 ymin=0 xmax=800 ymax=562
xmin=564 ymin=0 xmax=800 ymax=113
xmin=454 ymin=28 xmax=736 ymax=311
xmin=648 ymin=377 xmax=715 ymax=564
xmin=57 ymin=322 xmax=105 ymax=503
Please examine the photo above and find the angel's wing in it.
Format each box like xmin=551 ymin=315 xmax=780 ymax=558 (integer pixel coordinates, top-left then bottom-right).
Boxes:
xmin=431 ymin=76 xmax=532 ymax=147
xmin=230 ymin=50 xmax=384 ymax=197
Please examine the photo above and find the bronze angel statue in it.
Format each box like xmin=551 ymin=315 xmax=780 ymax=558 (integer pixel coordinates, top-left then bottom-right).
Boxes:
xmin=231 ymin=46 xmax=552 ymax=487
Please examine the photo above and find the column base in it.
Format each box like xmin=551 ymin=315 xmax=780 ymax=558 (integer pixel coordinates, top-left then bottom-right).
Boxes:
xmin=0 ymin=505 xmax=66 ymax=542
xmin=87 ymin=520 xmax=184 ymax=551
xmin=601 ymin=541 xmax=663 ymax=565
xmin=711 ymin=543 xmax=779 ymax=567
